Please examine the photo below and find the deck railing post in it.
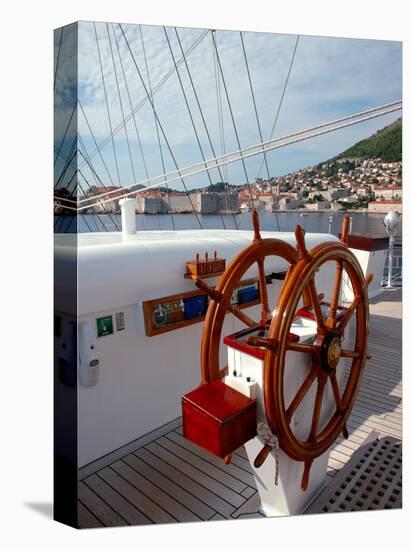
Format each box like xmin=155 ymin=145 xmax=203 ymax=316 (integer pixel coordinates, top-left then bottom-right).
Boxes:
xmin=328 ymin=216 xmax=333 ymax=234
xmin=383 ymin=210 xmax=401 ymax=289
xmin=387 ymin=234 xmax=395 ymax=288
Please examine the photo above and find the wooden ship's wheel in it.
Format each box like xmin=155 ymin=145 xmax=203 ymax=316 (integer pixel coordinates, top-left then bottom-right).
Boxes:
xmin=190 ymin=212 xmax=371 ymax=490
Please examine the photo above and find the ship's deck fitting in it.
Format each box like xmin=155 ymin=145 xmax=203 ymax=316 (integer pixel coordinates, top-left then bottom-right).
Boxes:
xmin=306 ymin=434 xmax=402 ymax=514
xmin=77 ymin=289 xmax=402 ymax=528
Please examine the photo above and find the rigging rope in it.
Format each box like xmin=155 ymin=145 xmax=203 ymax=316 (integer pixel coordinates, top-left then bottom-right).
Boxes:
xmin=53 ymin=102 xmax=77 ymax=169
xmin=55 ymin=139 xmax=77 ymax=190
xmin=240 ymin=31 xmax=270 ymax=180
xmin=211 ymin=30 xmax=255 ymax=211
xmin=119 ymin=23 xmax=202 ymax=229
xmin=71 ymin=98 xmax=400 ymax=205
xmin=240 ymin=35 xmax=299 ymax=229
xmin=212 ymin=32 xmax=237 ymax=228
xmin=78 ymin=101 xmax=116 ymax=188
xmin=107 ymin=23 xmax=137 ymax=184
xmin=77 ymin=143 xmax=121 ymax=231
xmin=76 ymin=29 xmax=210 ymax=173
xmin=61 ymin=166 xmax=77 ymax=197
xmin=112 ymin=24 xmax=148 ymax=229
xmin=55 ymin=137 xmax=121 ymax=232
xmin=256 ymin=35 xmax=300 ymax=180
xmin=62 ymin=103 xmax=401 ymax=212
xmin=76 ymin=171 xmax=106 ymax=232
xmin=94 ymin=22 xmax=121 ymax=186
xmin=141 ymin=26 xmax=175 ymax=230
xmin=241 ymin=34 xmax=300 ymax=231
xmin=164 ymin=27 xmax=227 ymax=229
xmin=54 ymin=27 xmax=64 ymax=91
xmin=214 ymin=38 xmax=227 ymax=183
xmin=54 ymin=172 xmax=96 ymax=235
xmin=175 ymin=28 xmax=238 ymax=229
xmin=240 ymin=31 xmax=280 ymax=230
xmin=59 ymin=100 xmax=401 ymax=208
xmin=76 ymin=180 xmax=96 ymax=233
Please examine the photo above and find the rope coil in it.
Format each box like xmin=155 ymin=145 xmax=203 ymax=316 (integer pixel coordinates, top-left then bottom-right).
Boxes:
xmin=257 ymin=422 xmax=280 ymax=485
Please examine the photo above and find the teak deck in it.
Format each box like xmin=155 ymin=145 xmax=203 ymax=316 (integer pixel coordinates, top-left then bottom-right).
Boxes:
xmin=77 ymin=289 xmax=402 ymax=528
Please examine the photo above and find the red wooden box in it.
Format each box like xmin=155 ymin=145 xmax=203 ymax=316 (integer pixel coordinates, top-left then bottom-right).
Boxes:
xmin=182 ymin=380 xmax=257 ymax=459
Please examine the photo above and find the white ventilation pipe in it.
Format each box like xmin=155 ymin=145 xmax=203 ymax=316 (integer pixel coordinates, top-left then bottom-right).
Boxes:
xmin=119 ymin=198 xmax=137 ymax=236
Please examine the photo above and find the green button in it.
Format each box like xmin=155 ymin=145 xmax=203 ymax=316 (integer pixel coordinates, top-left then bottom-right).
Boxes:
xmin=96 ymin=315 xmax=113 ymax=337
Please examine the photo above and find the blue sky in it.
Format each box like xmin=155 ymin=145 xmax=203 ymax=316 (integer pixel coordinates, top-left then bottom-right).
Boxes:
xmin=54 ymin=21 xmax=402 ymax=193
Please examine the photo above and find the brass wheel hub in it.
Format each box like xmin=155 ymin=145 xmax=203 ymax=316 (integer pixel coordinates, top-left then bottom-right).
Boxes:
xmin=327 ymin=336 xmax=342 ymax=369
xmin=320 ymin=332 xmax=342 ymax=373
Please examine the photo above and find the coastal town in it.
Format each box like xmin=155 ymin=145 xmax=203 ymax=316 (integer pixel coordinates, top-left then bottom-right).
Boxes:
xmin=70 ymin=156 xmax=401 ymax=215
xmin=54 ymin=117 xmax=402 ymax=217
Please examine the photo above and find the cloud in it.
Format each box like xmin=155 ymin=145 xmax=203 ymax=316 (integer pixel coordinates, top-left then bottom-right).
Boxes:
xmin=54 ymin=21 xmax=402 ymax=191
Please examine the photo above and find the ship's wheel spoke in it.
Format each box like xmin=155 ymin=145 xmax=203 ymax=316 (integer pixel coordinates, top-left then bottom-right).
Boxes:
xmin=219 ymin=364 xmax=228 ymax=379
xmin=257 ymin=258 xmax=271 ymax=323
xmin=307 ymin=278 xmax=326 ymax=334
xmin=287 ymin=341 xmax=318 ymax=354
xmin=337 ymin=295 xmax=361 ymax=334
xmin=285 ymin=367 xmax=318 ymax=422
xmin=228 ymin=304 xmax=256 ymax=328
xmin=329 ymin=371 xmax=344 ymax=414
xmin=326 ymin=260 xmax=344 ymax=329
xmin=307 ymin=376 xmax=326 ymax=442
xmin=340 ymin=349 xmax=360 ymax=358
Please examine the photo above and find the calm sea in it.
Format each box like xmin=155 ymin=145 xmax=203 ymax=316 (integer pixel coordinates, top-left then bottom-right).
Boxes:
xmin=55 ymin=211 xmax=400 ymax=237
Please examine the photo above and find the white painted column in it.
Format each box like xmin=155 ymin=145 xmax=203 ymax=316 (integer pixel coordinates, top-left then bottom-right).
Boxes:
xmin=119 ymin=198 xmax=137 ymax=236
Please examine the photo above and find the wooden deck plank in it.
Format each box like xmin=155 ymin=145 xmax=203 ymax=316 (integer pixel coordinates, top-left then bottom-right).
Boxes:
xmin=146 ymin=441 xmax=245 ymax=508
xmin=122 ymin=453 xmax=215 ymax=521
xmin=355 ymin=396 xmax=401 ymax=415
xmin=241 ymin=486 xmax=257 ymax=499
xmin=96 ymin=467 xmax=175 ymax=524
xmin=157 ymin=435 xmax=249 ymax=493
xmin=174 ymin=426 xmax=249 ymax=458
xmin=78 ymin=480 xmax=129 ymax=527
xmin=356 ymin=387 xmax=401 ymax=408
xmin=331 ymin=443 xmax=358 ymax=458
xmin=77 ymin=501 xmax=104 ymax=529
xmin=110 ymin=459 xmax=201 ymax=522
xmin=330 ymin=448 xmax=354 ymax=463
xmin=351 ymin=407 xmax=403 ymax=430
xmin=166 ymin=431 xmax=256 ymax=488
xmin=135 ymin=447 xmax=236 ymax=518
xmin=231 ymin=492 xmax=261 ymax=518
xmin=84 ymin=473 xmax=154 ymax=526
xmin=209 ymin=513 xmax=226 ymax=521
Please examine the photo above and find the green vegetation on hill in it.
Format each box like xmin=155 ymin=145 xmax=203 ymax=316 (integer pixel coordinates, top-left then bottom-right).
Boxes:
xmin=336 ymin=118 xmax=402 ymax=162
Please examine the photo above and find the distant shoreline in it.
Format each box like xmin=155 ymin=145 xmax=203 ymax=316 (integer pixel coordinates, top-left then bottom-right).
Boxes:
xmin=55 ymin=208 xmax=382 ymax=216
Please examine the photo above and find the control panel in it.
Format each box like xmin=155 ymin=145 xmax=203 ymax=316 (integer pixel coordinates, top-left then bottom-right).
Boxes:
xmin=142 ymin=278 xmax=260 ymax=337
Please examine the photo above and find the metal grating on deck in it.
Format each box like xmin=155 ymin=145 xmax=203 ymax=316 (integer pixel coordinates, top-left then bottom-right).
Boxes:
xmin=77 ymin=290 xmax=402 ymax=528
xmin=306 ymin=435 xmax=402 ymax=514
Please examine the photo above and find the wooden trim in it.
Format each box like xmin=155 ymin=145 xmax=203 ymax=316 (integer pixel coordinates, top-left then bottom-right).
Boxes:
xmin=338 ymin=233 xmax=389 ymax=252
xmin=224 ymin=326 xmax=298 ymax=361
xmin=143 ymin=278 xmax=259 ymax=337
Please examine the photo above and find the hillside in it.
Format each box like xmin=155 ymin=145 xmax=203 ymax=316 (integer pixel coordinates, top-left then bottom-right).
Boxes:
xmin=336 ymin=117 xmax=402 ymax=162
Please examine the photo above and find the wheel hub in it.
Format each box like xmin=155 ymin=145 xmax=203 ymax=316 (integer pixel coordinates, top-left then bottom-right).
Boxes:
xmin=321 ymin=332 xmax=342 ymax=373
